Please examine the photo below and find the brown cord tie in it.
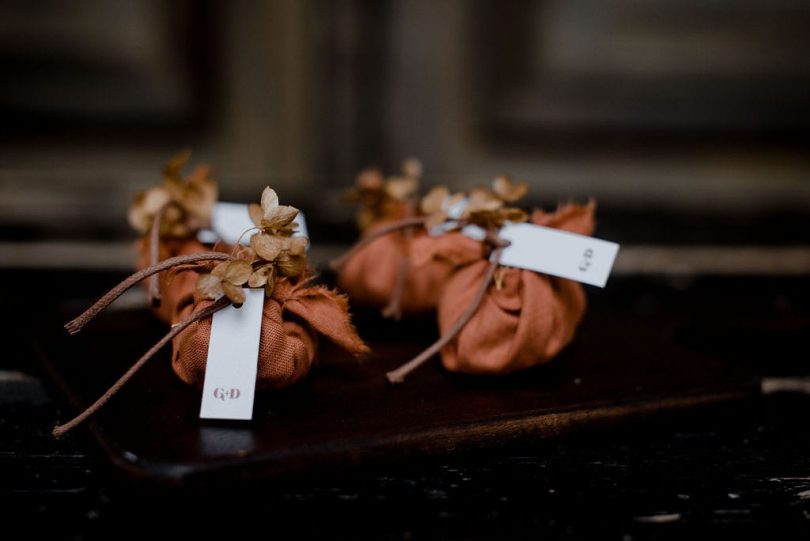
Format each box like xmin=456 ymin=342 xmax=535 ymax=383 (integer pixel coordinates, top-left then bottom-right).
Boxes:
xmin=386 ymin=232 xmax=510 ymax=384
xmin=147 ymin=202 xmax=173 ymax=307
xmin=328 ymin=216 xmax=427 ymax=272
xmin=53 ymin=297 xmax=230 ymax=437
xmin=381 ymin=202 xmax=419 ymax=320
xmin=65 ymin=252 xmax=233 ymax=335
xmin=56 ymin=251 xmax=238 ymax=437
xmin=381 ymin=252 xmax=409 ymax=320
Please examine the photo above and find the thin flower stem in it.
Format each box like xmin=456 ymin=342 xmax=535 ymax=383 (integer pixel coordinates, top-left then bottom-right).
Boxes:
xmin=231 ymin=227 xmax=261 ymax=254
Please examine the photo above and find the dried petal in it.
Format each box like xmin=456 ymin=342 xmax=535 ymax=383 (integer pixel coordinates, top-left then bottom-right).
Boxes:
xmin=248 ymin=203 xmax=263 ymax=227
xmin=251 ymin=233 xmax=283 ymax=261
xmin=493 ymin=175 xmax=528 ymax=203
xmin=233 ymin=245 xmax=257 ymax=262
xmin=262 ymin=205 xmax=299 ymax=230
xmin=183 ymin=167 xmax=217 ymax=218
xmin=248 ymin=263 xmax=274 ymax=288
xmin=286 ymin=236 xmax=309 ymax=256
xmin=276 ymin=253 xmax=305 ymax=277
xmin=385 ymin=177 xmax=418 ymax=201
xmin=222 ymin=282 xmax=246 ymax=306
xmin=401 ymin=157 xmax=423 ymax=179
xmin=502 ymin=207 xmax=528 ymax=223
xmin=160 ymin=205 xmax=185 ymax=236
xmin=142 ymin=186 xmax=173 ymax=216
xmin=421 ymin=186 xmax=449 ymax=215
xmin=446 ymin=192 xmax=466 ymax=209
xmin=260 ymin=187 xmax=279 ymax=213
xmin=163 ymin=149 xmax=192 ymax=181
xmin=163 ymin=150 xmax=191 ymax=201
xmin=252 ymin=267 xmax=270 ymax=288
xmin=356 ymin=168 xmax=384 ymax=190
xmin=466 ymin=187 xmax=502 ymax=213
xmin=464 ymin=208 xmax=497 ymax=229
xmin=167 ymin=221 xmax=191 ymax=238
xmin=248 ymin=271 xmax=266 ymax=288
xmin=211 ymin=261 xmax=230 ymax=279
xmin=424 ymin=210 xmax=449 ymax=230
xmin=196 ymin=273 xmax=224 ymax=300
xmin=224 ymin=260 xmax=252 ymax=285
xmin=164 ymin=177 xmax=186 ymax=203
xmin=127 ymin=195 xmax=150 ymax=234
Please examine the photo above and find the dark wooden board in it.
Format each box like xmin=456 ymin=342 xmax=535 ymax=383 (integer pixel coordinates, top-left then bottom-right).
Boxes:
xmin=38 ymin=283 xmax=760 ymax=486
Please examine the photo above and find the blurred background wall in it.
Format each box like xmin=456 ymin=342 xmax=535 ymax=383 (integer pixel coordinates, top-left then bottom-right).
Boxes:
xmin=2 ymin=0 xmax=810 ymax=249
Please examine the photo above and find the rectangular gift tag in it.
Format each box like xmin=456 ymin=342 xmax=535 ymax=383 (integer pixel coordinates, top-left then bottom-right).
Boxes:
xmin=497 ymin=222 xmax=619 ymax=288
xmin=198 ymin=202 xmax=308 ymax=245
xmin=199 ymin=288 xmax=265 ymax=420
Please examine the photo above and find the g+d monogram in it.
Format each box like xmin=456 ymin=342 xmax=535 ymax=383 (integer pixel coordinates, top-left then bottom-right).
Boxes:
xmin=579 ymin=248 xmax=594 ymax=272
xmin=213 ymin=387 xmax=241 ymax=401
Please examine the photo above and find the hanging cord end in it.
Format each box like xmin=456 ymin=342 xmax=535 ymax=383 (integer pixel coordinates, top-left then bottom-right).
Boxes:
xmin=64 ymin=320 xmax=81 ymax=335
xmin=381 ymin=305 xmax=402 ymax=321
xmin=148 ymin=275 xmax=162 ymax=308
xmin=52 ymin=423 xmax=70 ymax=439
xmin=386 ymin=369 xmax=408 ymax=385
xmin=53 ymin=297 xmax=229 ymax=438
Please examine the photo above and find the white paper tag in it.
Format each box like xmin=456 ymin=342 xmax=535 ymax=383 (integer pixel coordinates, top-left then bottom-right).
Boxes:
xmin=497 ymin=222 xmax=619 ymax=287
xmin=197 ymin=202 xmax=308 ymax=421
xmin=198 ymin=202 xmax=308 ymax=245
xmin=199 ymin=288 xmax=265 ymax=420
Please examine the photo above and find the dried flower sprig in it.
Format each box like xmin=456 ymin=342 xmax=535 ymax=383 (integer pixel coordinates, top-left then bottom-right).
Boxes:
xmin=492 ymin=175 xmax=529 ymax=203
xmin=463 ymin=176 xmax=529 ymax=230
xmin=196 ymin=259 xmax=253 ymax=306
xmin=345 ymin=158 xmax=422 ymax=229
xmin=128 ymin=150 xmax=218 ymax=237
xmin=420 ymin=186 xmax=466 ymax=229
xmin=419 ymin=175 xmax=529 ymax=231
xmin=196 ymin=187 xmax=309 ymax=305
xmin=248 ymin=186 xmax=300 ymax=237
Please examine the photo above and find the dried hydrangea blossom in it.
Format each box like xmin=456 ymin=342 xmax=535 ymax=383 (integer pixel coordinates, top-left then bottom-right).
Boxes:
xmin=419 ymin=175 xmax=529 ymax=232
xmin=345 ymin=159 xmax=422 ymax=229
xmin=196 ymin=187 xmax=309 ymax=304
xmin=128 ymin=150 xmax=218 ymax=237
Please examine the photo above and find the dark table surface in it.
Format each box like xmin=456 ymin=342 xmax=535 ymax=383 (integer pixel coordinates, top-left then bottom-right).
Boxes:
xmin=3 ymin=270 xmax=810 ymax=540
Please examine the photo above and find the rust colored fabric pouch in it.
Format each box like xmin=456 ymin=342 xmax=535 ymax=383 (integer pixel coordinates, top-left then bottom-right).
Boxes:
xmin=335 ymin=161 xmax=467 ymax=318
xmin=172 ymin=275 xmax=369 ymax=389
xmin=336 ymin=219 xmax=466 ymax=315
xmin=408 ymin=202 xmax=596 ymax=376
xmin=55 ymin=182 xmax=368 ymax=437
